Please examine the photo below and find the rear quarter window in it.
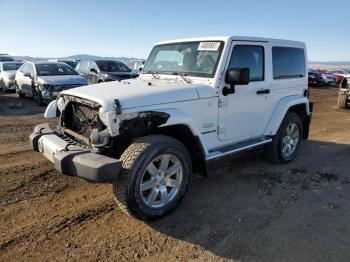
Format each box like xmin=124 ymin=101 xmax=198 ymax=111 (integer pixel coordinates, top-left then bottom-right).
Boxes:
xmin=272 ymin=47 xmax=305 ymax=79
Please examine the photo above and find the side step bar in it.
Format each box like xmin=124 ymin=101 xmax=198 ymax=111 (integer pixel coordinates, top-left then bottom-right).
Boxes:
xmin=206 ymin=137 xmax=273 ymax=161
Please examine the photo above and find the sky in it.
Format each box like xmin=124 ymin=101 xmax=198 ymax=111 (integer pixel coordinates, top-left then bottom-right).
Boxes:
xmin=1 ymin=0 xmax=350 ymax=61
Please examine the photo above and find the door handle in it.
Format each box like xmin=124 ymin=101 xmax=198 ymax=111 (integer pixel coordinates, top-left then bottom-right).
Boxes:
xmin=256 ymin=89 xmax=270 ymax=95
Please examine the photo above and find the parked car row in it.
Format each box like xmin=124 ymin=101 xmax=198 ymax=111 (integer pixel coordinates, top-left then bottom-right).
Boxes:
xmin=15 ymin=61 xmax=88 ymax=105
xmin=308 ymin=68 xmax=350 ymax=86
xmin=75 ymin=60 xmax=139 ymax=84
xmin=0 ymin=54 xmax=141 ymax=106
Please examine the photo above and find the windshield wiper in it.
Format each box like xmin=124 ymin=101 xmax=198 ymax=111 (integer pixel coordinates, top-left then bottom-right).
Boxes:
xmin=145 ymin=70 xmax=160 ymax=79
xmin=167 ymin=72 xmax=192 ymax=84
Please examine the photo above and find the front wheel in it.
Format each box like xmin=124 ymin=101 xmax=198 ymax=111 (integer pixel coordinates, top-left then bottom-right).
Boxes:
xmin=15 ymin=83 xmax=25 ymax=98
xmin=32 ymin=87 xmax=44 ymax=106
xmin=1 ymin=80 xmax=7 ymax=92
xmin=265 ymin=113 xmax=303 ymax=163
xmin=113 ymin=135 xmax=192 ymax=220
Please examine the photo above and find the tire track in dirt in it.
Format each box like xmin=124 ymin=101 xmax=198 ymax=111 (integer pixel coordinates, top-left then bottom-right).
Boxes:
xmin=0 ymin=201 xmax=115 ymax=254
xmin=0 ymin=167 xmax=72 ymax=207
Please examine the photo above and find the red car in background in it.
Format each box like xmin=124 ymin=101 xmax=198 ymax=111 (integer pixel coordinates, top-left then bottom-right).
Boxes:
xmin=328 ymin=69 xmax=349 ymax=84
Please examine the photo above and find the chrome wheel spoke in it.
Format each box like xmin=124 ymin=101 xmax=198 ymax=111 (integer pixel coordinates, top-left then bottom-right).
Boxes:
xmin=166 ymin=178 xmax=179 ymax=188
xmin=166 ymin=162 xmax=181 ymax=177
xmin=140 ymin=179 xmax=154 ymax=192
xmin=147 ymin=162 xmax=159 ymax=177
xmin=160 ymin=154 xmax=170 ymax=170
xmin=146 ymin=188 xmax=158 ymax=205
xmin=159 ymin=188 xmax=168 ymax=204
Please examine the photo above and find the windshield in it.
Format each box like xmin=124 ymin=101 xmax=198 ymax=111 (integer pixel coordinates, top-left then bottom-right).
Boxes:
xmin=143 ymin=41 xmax=224 ymax=78
xmin=96 ymin=61 xmax=131 ymax=72
xmin=0 ymin=57 xmax=14 ymax=62
xmin=35 ymin=63 xmax=78 ymax=76
xmin=61 ymin=61 xmax=78 ymax=68
xmin=3 ymin=62 xmax=23 ymax=71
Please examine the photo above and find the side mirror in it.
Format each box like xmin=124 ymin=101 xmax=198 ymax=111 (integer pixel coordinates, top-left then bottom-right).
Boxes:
xmin=226 ymin=68 xmax=250 ymax=85
xmin=90 ymin=68 xmax=97 ymax=73
xmin=24 ymin=72 xmax=32 ymax=78
xmin=222 ymin=68 xmax=250 ymax=96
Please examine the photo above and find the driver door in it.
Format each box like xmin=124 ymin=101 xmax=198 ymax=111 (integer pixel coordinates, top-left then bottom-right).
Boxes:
xmin=218 ymin=42 xmax=272 ymax=143
xmin=22 ymin=63 xmax=35 ymax=95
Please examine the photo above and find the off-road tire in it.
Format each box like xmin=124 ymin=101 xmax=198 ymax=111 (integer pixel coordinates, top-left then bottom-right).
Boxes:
xmin=113 ymin=135 xmax=192 ymax=220
xmin=265 ymin=112 xmax=303 ymax=164
xmin=15 ymin=83 xmax=25 ymax=98
xmin=338 ymin=93 xmax=348 ymax=109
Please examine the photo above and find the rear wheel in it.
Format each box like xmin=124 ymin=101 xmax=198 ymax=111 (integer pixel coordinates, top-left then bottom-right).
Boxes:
xmin=113 ymin=135 xmax=192 ymax=220
xmin=15 ymin=83 xmax=25 ymax=98
xmin=265 ymin=113 xmax=303 ymax=163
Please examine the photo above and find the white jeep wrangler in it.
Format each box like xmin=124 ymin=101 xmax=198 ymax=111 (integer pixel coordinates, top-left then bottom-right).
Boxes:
xmin=30 ymin=36 xmax=312 ymax=219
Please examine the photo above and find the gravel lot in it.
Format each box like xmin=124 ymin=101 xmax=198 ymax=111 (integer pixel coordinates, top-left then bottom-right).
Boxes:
xmin=0 ymin=87 xmax=349 ymax=261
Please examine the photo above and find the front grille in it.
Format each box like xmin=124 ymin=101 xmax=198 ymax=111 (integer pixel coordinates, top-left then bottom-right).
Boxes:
xmin=61 ymin=98 xmax=105 ymax=142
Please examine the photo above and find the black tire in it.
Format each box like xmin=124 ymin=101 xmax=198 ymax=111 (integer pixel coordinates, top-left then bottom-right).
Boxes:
xmin=265 ymin=112 xmax=303 ymax=164
xmin=113 ymin=135 xmax=192 ymax=220
xmin=338 ymin=93 xmax=348 ymax=109
xmin=15 ymin=83 xmax=25 ymax=98
xmin=32 ymin=87 xmax=44 ymax=106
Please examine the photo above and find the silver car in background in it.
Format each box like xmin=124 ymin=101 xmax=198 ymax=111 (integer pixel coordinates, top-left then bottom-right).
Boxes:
xmin=15 ymin=61 xmax=88 ymax=105
xmin=0 ymin=61 xmax=24 ymax=92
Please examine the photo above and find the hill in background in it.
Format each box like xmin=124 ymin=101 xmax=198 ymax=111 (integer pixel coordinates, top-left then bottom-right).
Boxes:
xmin=12 ymin=54 xmax=142 ymax=63
xmin=9 ymin=54 xmax=350 ymax=69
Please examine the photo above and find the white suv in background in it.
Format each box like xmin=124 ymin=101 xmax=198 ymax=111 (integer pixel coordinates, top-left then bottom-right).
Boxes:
xmin=0 ymin=61 xmax=23 ymax=92
xmin=31 ymin=36 xmax=312 ymax=219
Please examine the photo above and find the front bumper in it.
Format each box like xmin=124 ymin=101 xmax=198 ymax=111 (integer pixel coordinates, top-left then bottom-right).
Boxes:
xmin=29 ymin=123 xmax=122 ymax=183
xmin=3 ymin=79 xmax=15 ymax=89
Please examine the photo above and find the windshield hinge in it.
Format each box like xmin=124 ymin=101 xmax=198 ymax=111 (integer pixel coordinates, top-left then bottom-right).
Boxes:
xmin=217 ymin=126 xmax=227 ymax=134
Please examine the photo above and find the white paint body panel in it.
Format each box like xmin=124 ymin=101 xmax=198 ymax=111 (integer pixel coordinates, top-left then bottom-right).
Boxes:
xmin=48 ymin=36 xmax=310 ymax=157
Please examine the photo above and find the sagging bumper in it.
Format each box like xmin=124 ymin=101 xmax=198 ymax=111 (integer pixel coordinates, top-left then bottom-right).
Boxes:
xmin=29 ymin=123 xmax=122 ymax=183
xmin=4 ymin=80 xmax=15 ymax=89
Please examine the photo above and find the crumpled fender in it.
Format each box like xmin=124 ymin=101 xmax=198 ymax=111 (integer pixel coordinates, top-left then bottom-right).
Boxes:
xmin=154 ymin=108 xmax=202 ymax=137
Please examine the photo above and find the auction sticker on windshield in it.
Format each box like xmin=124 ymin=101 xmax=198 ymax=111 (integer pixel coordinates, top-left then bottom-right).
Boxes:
xmin=198 ymin=42 xmax=221 ymax=51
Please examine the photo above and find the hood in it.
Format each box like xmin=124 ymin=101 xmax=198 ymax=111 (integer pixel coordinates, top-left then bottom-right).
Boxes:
xmin=61 ymin=78 xmax=216 ymax=111
xmin=38 ymin=75 xmax=88 ymax=85
xmin=3 ymin=70 xmax=17 ymax=76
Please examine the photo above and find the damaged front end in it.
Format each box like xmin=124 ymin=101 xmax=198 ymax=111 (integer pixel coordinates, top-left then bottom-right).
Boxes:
xmin=55 ymin=95 xmax=170 ymax=156
xmin=32 ymin=95 xmax=171 ymax=183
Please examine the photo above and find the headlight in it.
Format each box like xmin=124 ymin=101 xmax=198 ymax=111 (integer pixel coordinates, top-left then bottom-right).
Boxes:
xmin=39 ymin=84 xmax=52 ymax=90
xmin=104 ymin=73 xmax=117 ymax=79
xmin=99 ymin=107 xmax=108 ymax=125
xmin=57 ymin=97 xmax=65 ymax=112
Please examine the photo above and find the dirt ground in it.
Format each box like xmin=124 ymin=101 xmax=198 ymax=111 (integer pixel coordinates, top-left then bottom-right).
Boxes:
xmin=0 ymin=87 xmax=349 ymax=262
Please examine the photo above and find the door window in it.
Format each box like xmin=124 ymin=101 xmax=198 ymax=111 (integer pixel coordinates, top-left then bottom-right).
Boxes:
xmin=228 ymin=45 xmax=264 ymax=81
xmin=88 ymin=61 xmax=99 ymax=72
xmin=26 ymin=64 xmax=35 ymax=75
xmin=19 ymin=63 xmax=28 ymax=73
xmin=116 ymin=62 xmax=131 ymax=72
xmin=272 ymin=47 xmax=305 ymax=79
